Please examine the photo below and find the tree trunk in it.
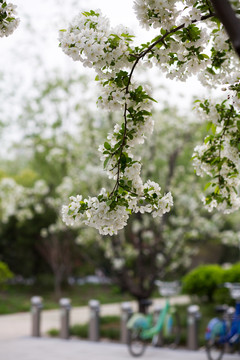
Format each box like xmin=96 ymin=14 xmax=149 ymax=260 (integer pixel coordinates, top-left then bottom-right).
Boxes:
xmin=53 ymin=271 xmax=63 ymax=300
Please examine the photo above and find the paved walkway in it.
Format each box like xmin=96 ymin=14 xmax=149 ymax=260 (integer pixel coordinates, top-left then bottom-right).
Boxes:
xmin=0 ymin=296 xmax=190 ymax=340
xmin=1 ymin=296 xmax=239 ymax=360
xmin=0 ymin=337 xmax=239 ymax=360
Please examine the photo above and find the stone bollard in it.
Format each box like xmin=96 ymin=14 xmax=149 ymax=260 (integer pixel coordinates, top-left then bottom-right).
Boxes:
xmin=59 ymin=298 xmax=71 ymax=339
xmin=152 ymin=304 xmax=164 ymax=347
xmin=31 ymin=296 xmax=43 ymax=337
xmin=187 ymin=305 xmax=201 ymax=350
xmin=88 ymin=299 xmax=100 ymax=341
xmin=120 ymin=302 xmax=133 ymax=343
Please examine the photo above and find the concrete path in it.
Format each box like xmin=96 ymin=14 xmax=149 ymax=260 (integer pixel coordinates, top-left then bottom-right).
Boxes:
xmin=0 ymin=296 xmax=190 ymax=340
xmin=0 ymin=337 xmax=239 ymax=360
xmin=1 ymin=296 xmax=239 ymax=360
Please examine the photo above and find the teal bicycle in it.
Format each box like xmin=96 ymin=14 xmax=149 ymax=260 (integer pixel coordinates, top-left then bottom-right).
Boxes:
xmin=127 ymin=281 xmax=181 ymax=357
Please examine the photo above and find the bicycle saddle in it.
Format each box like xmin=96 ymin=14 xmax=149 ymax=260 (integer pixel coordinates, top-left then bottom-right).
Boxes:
xmin=139 ymin=299 xmax=153 ymax=307
xmin=215 ymin=305 xmax=228 ymax=314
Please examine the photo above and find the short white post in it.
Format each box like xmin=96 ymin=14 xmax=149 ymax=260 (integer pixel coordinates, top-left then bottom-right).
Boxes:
xmin=31 ymin=296 xmax=43 ymax=337
xmin=59 ymin=298 xmax=71 ymax=339
xmin=121 ymin=302 xmax=133 ymax=343
xmin=89 ymin=299 xmax=100 ymax=341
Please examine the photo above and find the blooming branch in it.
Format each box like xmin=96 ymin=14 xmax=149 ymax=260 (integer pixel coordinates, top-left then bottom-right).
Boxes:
xmin=0 ymin=0 xmax=19 ymax=38
xmin=59 ymin=0 xmax=240 ymax=234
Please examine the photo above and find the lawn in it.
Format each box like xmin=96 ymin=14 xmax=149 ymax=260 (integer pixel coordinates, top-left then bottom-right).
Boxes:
xmin=0 ymin=283 xmax=133 ymax=315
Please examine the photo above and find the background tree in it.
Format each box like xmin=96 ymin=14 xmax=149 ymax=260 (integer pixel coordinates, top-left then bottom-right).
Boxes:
xmin=85 ymin=106 xmax=239 ymax=310
xmin=0 ymin=71 xmax=239 ymax=302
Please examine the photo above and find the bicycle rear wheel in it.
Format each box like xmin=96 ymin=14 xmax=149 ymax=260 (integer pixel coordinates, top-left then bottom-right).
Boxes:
xmin=163 ymin=311 xmax=181 ymax=348
xmin=206 ymin=339 xmax=224 ymax=360
xmin=128 ymin=328 xmax=147 ymax=357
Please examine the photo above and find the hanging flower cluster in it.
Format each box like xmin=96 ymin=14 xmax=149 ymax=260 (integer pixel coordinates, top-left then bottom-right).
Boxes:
xmin=59 ymin=0 xmax=240 ymax=233
xmin=59 ymin=10 xmax=173 ymax=235
xmin=192 ymin=86 xmax=240 ymax=214
xmin=0 ymin=0 xmax=19 ymax=38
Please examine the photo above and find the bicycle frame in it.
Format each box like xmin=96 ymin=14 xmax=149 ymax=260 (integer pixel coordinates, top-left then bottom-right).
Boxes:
xmin=127 ymin=281 xmax=181 ymax=357
xmin=141 ymin=299 xmax=170 ymax=339
xmin=127 ymin=298 xmax=174 ymax=340
xmin=206 ymin=303 xmax=240 ymax=345
xmin=205 ymin=283 xmax=240 ymax=360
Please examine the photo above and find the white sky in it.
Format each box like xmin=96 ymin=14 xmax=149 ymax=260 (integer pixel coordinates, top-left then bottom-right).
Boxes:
xmin=0 ymin=0 xmax=209 ymax=149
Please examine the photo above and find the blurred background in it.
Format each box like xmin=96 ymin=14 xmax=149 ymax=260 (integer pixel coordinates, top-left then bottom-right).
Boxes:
xmin=0 ymin=0 xmax=240 ymax=346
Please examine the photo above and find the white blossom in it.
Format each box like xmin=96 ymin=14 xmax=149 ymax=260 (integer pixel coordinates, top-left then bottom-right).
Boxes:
xmin=0 ymin=1 xmax=19 ymax=38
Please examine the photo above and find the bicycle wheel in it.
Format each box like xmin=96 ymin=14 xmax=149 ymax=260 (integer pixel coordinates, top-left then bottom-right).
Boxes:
xmin=128 ymin=328 xmax=147 ymax=357
xmin=206 ymin=339 xmax=224 ymax=360
xmin=163 ymin=311 xmax=181 ymax=348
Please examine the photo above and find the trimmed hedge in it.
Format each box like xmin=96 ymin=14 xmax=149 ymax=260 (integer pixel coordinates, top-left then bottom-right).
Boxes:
xmin=182 ymin=263 xmax=240 ymax=303
xmin=182 ymin=264 xmax=224 ymax=302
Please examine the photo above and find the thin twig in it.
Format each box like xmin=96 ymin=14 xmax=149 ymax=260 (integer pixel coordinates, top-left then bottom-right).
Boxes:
xmin=108 ymin=12 xmax=215 ymax=198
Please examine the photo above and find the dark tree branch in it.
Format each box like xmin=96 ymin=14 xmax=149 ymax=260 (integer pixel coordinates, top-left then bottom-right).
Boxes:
xmin=210 ymin=0 xmax=240 ymax=57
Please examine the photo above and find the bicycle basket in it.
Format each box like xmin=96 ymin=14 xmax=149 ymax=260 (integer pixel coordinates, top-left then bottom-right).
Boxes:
xmin=155 ymin=280 xmax=181 ymax=297
xmin=229 ymin=284 xmax=240 ymax=300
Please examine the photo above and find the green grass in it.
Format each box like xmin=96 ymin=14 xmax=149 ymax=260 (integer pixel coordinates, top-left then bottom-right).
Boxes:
xmin=48 ymin=315 xmax=121 ymax=340
xmin=0 ymin=283 xmax=133 ymax=315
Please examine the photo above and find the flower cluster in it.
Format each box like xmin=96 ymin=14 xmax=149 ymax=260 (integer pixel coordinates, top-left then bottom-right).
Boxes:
xmin=0 ymin=178 xmax=48 ymax=223
xmin=0 ymin=0 xmax=19 ymax=38
xmin=192 ymin=93 xmax=240 ymax=214
xmin=133 ymin=0 xmax=240 ymax=85
xmin=59 ymin=10 xmax=133 ymax=79
xmin=60 ymin=0 xmax=240 ymax=228
xmin=60 ymin=10 xmax=173 ymax=235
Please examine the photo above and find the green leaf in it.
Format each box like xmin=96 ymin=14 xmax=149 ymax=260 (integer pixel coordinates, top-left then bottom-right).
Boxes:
xmin=204 ymin=182 xmax=212 ymax=191
xmin=147 ymin=96 xmax=158 ymax=103
xmin=104 ymin=142 xmax=111 ymax=150
xmin=211 ymin=123 xmax=216 ymax=135
xmin=103 ymin=157 xmax=110 ymax=169
xmin=206 ymin=122 xmax=212 ymax=132
xmin=237 ymin=121 xmax=240 ymax=131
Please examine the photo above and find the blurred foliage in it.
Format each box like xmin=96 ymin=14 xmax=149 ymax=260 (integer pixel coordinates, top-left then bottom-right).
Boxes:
xmin=0 ymin=283 xmax=133 ymax=315
xmin=223 ymin=263 xmax=240 ymax=283
xmin=49 ymin=315 xmax=121 ymax=340
xmin=182 ymin=263 xmax=240 ymax=303
xmin=14 ymin=169 xmax=39 ymax=187
xmin=0 ymin=261 xmax=13 ymax=290
xmin=182 ymin=264 xmax=224 ymax=302
xmin=0 ymin=72 xmax=239 ymax=300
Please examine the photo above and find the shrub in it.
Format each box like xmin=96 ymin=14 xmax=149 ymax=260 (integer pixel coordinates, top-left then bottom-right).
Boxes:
xmin=182 ymin=264 xmax=224 ymax=302
xmin=223 ymin=263 xmax=240 ymax=283
xmin=48 ymin=329 xmax=59 ymax=337
xmin=100 ymin=315 xmax=120 ymax=340
xmin=70 ymin=324 xmax=88 ymax=338
xmin=0 ymin=261 xmax=13 ymax=290
xmin=48 ymin=315 xmax=120 ymax=340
